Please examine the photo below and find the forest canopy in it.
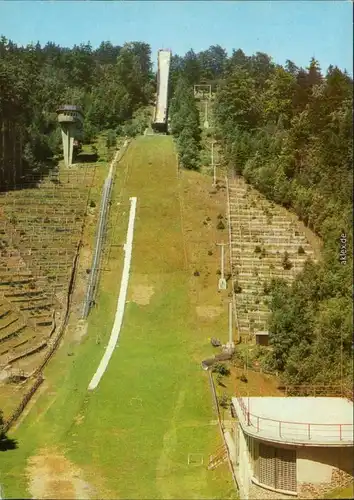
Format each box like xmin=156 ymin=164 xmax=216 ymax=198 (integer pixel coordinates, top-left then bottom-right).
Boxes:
xmin=0 ymin=37 xmax=352 ymax=388
xmin=169 ymin=46 xmax=353 ymax=388
xmin=0 ymin=37 xmax=154 ymax=188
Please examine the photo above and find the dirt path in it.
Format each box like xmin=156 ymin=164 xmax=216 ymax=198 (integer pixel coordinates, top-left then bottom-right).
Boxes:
xmin=26 ymin=448 xmax=94 ymax=499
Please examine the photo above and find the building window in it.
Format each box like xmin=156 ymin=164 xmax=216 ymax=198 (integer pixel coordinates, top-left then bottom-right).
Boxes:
xmin=254 ymin=442 xmax=297 ymax=493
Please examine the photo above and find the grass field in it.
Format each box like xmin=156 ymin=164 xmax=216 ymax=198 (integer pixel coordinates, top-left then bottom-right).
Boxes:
xmin=324 ymin=484 xmax=354 ymax=499
xmin=1 ymin=136 xmax=237 ymax=499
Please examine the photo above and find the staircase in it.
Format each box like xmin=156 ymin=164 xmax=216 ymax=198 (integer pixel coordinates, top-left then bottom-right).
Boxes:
xmin=208 ymin=444 xmax=228 ymax=470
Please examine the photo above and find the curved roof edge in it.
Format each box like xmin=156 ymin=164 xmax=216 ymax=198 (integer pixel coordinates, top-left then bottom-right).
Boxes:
xmin=232 ymin=397 xmax=353 ymax=448
xmin=56 ymin=104 xmax=84 ymax=113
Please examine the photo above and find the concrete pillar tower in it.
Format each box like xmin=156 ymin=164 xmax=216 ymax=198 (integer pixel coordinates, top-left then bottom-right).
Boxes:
xmin=56 ymin=105 xmax=84 ymax=167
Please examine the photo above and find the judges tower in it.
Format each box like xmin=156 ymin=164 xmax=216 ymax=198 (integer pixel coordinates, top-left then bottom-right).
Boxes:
xmin=56 ymin=105 xmax=84 ymax=167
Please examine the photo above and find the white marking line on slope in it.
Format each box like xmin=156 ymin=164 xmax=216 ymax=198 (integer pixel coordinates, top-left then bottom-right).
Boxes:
xmin=88 ymin=196 xmax=138 ymax=391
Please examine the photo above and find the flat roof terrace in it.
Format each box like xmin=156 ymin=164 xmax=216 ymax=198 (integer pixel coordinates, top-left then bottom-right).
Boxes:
xmin=56 ymin=104 xmax=83 ymax=113
xmin=232 ymin=397 xmax=353 ymax=447
xmin=56 ymin=105 xmax=84 ymax=126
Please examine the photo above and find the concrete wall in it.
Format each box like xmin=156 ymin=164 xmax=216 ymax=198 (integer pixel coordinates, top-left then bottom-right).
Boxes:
xmin=61 ymin=126 xmax=75 ymax=167
xmin=297 ymin=446 xmax=353 ymax=498
xmin=297 ymin=446 xmax=353 ymax=483
xmin=234 ymin=421 xmax=252 ymax=498
xmin=154 ymin=50 xmax=171 ymax=127
xmin=298 ymin=446 xmax=353 ymax=480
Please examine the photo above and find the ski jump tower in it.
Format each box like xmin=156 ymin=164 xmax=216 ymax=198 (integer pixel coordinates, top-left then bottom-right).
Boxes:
xmin=152 ymin=49 xmax=172 ymax=134
xmin=56 ymin=105 xmax=84 ymax=167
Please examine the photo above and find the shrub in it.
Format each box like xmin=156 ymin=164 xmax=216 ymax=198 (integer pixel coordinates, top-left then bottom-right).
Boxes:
xmin=216 ymin=373 xmax=224 ymax=386
xmin=83 ymin=121 xmax=98 ymax=144
xmin=218 ymin=393 xmax=230 ymax=409
xmin=282 ymin=251 xmax=293 ymax=270
xmin=193 ymin=270 xmax=200 ymax=276
xmin=263 ymin=281 xmax=271 ymax=294
xmin=254 ymin=245 xmax=262 ymax=253
xmin=298 ymin=246 xmax=305 ymax=254
xmin=106 ymin=129 xmax=117 ymax=149
xmin=217 ymin=220 xmax=225 ymax=230
xmin=89 ymin=200 xmax=96 ymax=208
xmin=240 ymin=373 xmax=248 ymax=383
xmin=208 ymin=250 xmax=213 ymax=256
xmin=234 ymin=282 xmax=242 ymax=293
xmin=212 ymin=362 xmax=230 ymax=376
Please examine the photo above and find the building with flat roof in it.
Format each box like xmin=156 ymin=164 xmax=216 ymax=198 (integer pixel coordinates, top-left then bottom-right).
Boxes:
xmin=254 ymin=331 xmax=269 ymax=346
xmin=229 ymin=396 xmax=353 ymax=499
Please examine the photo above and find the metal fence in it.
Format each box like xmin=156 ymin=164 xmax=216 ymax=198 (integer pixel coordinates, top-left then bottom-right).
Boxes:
xmin=81 ymin=174 xmax=113 ymax=318
xmin=236 ymin=396 xmax=353 ymax=442
xmin=82 ymin=141 xmax=129 ymax=318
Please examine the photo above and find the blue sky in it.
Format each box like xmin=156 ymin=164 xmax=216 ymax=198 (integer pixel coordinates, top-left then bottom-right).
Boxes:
xmin=0 ymin=1 xmax=352 ymax=74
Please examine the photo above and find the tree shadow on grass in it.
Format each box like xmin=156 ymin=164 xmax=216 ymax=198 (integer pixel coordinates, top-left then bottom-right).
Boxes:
xmin=75 ymin=152 xmax=98 ymax=163
xmin=0 ymin=432 xmax=18 ymax=451
xmin=0 ymin=157 xmax=58 ymax=193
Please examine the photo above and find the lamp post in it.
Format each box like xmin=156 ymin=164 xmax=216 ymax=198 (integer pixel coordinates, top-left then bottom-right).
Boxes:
xmin=216 ymin=242 xmax=227 ymax=290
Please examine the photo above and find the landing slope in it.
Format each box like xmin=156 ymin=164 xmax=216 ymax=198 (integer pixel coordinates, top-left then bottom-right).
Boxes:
xmin=74 ymin=136 xmax=234 ymax=498
xmin=2 ymin=136 xmax=235 ymax=500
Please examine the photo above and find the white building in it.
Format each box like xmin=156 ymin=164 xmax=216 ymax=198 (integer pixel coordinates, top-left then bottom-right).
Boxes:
xmin=229 ymin=396 xmax=353 ymax=499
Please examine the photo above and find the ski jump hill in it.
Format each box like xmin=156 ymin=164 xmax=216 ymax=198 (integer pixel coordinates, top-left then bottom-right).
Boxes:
xmin=152 ymin=49 xmax=171 ymax=134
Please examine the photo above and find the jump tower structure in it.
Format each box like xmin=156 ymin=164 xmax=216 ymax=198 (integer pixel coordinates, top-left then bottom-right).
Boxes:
xmin=56 ymin=105 xmax=84 ymax=167
xmin=152 ymin=49 xmax=172 ymax=134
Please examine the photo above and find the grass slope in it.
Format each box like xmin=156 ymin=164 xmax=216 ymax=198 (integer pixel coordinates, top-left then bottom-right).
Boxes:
xmin=1 ymin=136 xmax=236 ymax=499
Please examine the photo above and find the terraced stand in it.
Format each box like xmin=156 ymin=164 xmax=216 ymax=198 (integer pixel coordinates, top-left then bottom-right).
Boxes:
xmin=0 ymin=165 xmax=94 ymax=410
xmin=228 ymin=177 xmax=316 ymax=339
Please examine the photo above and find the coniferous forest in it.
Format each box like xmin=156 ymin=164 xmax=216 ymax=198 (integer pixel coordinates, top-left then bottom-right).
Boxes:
xmin=0 ymin=37 xmax=154 ymax=189
xmin=0 ymin=38 xmax=352 ymax=388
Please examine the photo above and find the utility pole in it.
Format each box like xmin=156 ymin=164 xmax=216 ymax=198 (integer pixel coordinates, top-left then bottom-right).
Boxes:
xmin=216 ymin=242 xmax=227 ymax=290
xmin=211 ymin=140 xmax=219 ymax=186
xmin=227 ymin=302 xmax=235 ymax=352
xmin=204 ymin=100 xmax=209 ymax=129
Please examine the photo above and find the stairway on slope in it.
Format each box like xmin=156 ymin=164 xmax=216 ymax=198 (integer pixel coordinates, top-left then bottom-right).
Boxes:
xmin=228 ymin=177 xmax=316 ymax=338
xmin=0 ymin=237 xmax=55 ymax=377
